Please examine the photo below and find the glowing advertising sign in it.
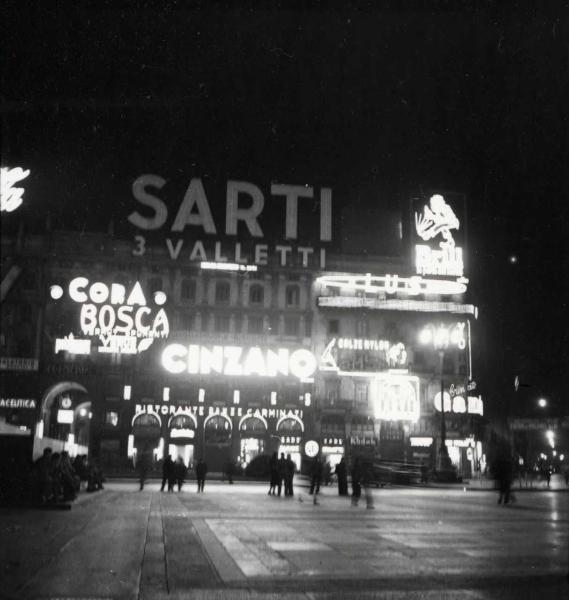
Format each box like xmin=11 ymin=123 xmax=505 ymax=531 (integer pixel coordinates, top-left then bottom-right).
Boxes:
xmin=135 ymin=403 xmax=304 ymax=421
xmin=50 ymin=277 xmax=170 ymax=355
xmin=1 ymin=167 xmax=30 ymax=212
xmin=161 ymin=344 xmax=317 ymax=380
xmin=413 ymin=193 xmax=466 ymax=278
xmin=372 ymin=376 xmax=420 ymax=422
xmin=0 ymin=398 xmax=37 ymax=409
xmin=304 ymin=440 xmax=319 ymax=457
xmin=57 ymin=409 xmax=74 ymax=424
xmin=128 ymin=176 xmax=332 ymax=268
xmin=419 ymin=322 xmax=467 ymax=350
xmin=317 ymin=273 xmax=468 ymax=297
xmin=320 ymin=338 xmax=407 ymax=373
xmin=434 ymin=392 xmax=483 ymax=416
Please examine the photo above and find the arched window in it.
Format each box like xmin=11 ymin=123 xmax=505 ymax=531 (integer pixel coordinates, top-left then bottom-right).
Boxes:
xmin=249 ymin=284 xmax=264 ymax=305
xmin=181 ymin=279 xmax=196 ymax=301
xmin=285 ymin=284 xmax=300 ymax=307
xmin=215 ymin=281 xmax=231 ymax=303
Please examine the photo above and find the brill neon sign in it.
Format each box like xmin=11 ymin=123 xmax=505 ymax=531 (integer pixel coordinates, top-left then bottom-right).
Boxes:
xmin=161 ymin=344 xmax=317 ymax=380
xmin=414 ymin=194 xmax=465 ymax=277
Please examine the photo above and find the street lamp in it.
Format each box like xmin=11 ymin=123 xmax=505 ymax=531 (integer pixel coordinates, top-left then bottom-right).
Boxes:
xmin=538 ymin=398 xmax=547 ymax=408
xmin=419 ymin=325 xmax=453 ymax=474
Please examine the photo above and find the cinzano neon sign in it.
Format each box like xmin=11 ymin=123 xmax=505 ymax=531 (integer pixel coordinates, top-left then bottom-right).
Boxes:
xmin=162 ymin=344 xmax=317 ymax=380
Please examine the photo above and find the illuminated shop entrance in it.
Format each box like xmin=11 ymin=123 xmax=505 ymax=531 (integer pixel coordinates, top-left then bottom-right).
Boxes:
xmin=131 ymin=412 xmax=161 ymax=462
xmin=321 ymin=415 xmax=346 ymax=469
xmin=277 ymin=416 xmax=303 ymax=470
xmin=239 ymin=415 xmax=267 ymax=468
xmin=168 ymin=414 xmax=196 ymax=467
xmin=203 ymin=414 xmax=232 ymax=470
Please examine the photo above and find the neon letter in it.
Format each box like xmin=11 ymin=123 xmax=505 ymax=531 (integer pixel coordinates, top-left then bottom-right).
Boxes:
xmin=171 ymin=178 xmax=216 ymax=234
xmin=226 ymin=181 xmax=264 ymax=237
xmin=128 ymin=175 xmax=167 ymax=230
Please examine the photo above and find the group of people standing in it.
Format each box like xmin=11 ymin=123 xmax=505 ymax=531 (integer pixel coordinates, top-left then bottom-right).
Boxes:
xmin=268 ymin=452 xmax=296 ymax=496
xmin=138 ymin=452 xmax=209 ymax=493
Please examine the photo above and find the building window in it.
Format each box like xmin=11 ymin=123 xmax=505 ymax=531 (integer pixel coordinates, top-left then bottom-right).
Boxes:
xmin=248 ymin=316 xmax=264 ymax=334
xmin=325 ymin=381 xmax=339 ymax=404
xmin=181 ymin=312 xmax=194 ymax=330
xmin=285 ymin=284 xmax=300 ymax=307
xmin=355 ymin=383 xmax=368 ymax=407
xmin=214 ymin=314 xmax=230 ymax=332
xmin=328 ymin=319 xmax=339 ymax=335
xmin=104 ymin=411 xmax=119 ymax=427
xmin=215 ymin=281 xmax=231 ymax=303
xmin=356 ymin=319 xmax=368 ymax=337
xmin=284 ymin=316 xmax=299 ymax=336
xmin=181 ymin=279 xmax=196 ymax=301
xmin=148 ymin=277 xmax=162 ymax=293
xmin=249 ymin=284 xmax=264 ymax=305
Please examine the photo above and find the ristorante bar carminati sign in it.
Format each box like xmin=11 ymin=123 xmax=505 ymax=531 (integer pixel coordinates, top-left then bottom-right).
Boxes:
xmin=127 ymin=176 xmax=332 ymax=268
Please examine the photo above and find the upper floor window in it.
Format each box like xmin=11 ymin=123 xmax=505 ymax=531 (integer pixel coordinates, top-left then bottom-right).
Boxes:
xmin=215 ymin=281 xmax=231 ymax=303
xmin=356 ymin=319 xmax=368 ymax=337
xmin=181 ymin=279 xmax=196 ymax=301
xmin=328 ymin=319 xmax=339 ymax=335
xmin=214 ymin=314 xmax=230 ymax=332
xmin=248 ymin=316 xmax=264 ymax=334
xmin=249 ymin=284 xmax=264 ymax=305
xmin=285 ymin=284 xmax=300 ymax=307
xmin=284 ymin=316 xmax=299 ymax=336
xmin=148 ymin=277 xmax=162 ymax=293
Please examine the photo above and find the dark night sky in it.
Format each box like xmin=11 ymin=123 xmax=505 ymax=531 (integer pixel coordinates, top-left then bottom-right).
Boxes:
xmin=2 ymin=3 xmax=568 ymax=415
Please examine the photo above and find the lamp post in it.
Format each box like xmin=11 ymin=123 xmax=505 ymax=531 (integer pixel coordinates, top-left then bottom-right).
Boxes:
xmin=420 ymin=325 xmax=453 ymax=474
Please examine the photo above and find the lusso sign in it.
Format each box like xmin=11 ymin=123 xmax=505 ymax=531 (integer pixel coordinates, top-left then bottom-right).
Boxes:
xmin=162 ymin=343 xmax=317 ymax=380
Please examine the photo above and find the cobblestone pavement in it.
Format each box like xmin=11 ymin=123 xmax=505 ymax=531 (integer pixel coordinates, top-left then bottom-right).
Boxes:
xmin=1 ymin=480 xmax=567 ymax=599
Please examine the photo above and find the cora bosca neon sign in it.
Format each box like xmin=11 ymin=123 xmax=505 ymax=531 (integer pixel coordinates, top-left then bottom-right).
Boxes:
xmin=162 ymin=344 xmax=317 ymax=380
xmin=51 ymin=277 xmax=170 ymax=355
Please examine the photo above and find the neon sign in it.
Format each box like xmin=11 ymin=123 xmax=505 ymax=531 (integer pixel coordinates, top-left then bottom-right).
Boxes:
xmin=317 ymin=273 xmax=468 ymax=296
xmin=161 ymin=344 xmax=317 ymax=380
xmin=51 ymin=277 xmax=170 ymax=355
xmin=1 ymin=167 xmax=30 ymax=213
xmin=419 ymin=323 xmax=467 ymax=350
xmin=318 ymin=296 xmax=477 ymax=317
xmin=320 ymin=338 xmax=408 ymax=372
xmin=414 ymin=194 xmax=465 ymax=277
xmin=372 ymin=376 xmax=420 ymax=422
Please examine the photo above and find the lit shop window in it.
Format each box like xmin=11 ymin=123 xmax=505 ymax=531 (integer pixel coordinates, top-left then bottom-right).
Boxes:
xmin=285 ymin=285 xmax=300 ymax=307
xmin=105 ymin=411 xmax=119 ymax=427
xmin=249 ymin=284 xmax=264 ymax=305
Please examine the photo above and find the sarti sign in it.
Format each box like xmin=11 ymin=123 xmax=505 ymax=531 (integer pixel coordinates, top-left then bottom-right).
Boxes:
xmin=128 ymin=176 xmax=332 ymax=268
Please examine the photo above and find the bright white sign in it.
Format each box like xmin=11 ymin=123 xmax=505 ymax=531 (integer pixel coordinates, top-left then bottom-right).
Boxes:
xmin=304 ymin=440 xmax=319 ymax=457
xmin=1 ymin=167 xmax=30 ymax=212
xmin=52 ymin=277 xmax=170 ymax=355
xmin=414 ymin=194 xmax=464 ymax=277
xmin=317 ymin=273 xmax=468 ymax=296
xmin=373 ymin=377 xmax=420 ymax=422
xmin=57 ymin=409 xmax=74 ymax=424
xmin=320 ymin=338 xmax=407 ymax=372
xmin=419 ymin=323 xmax=467 ymax=350
xmin=161 ymin=344 xmax=317 ymax=380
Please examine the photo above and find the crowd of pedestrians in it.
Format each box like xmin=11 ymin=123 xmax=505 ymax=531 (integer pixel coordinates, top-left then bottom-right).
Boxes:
xmin=32 ymin=447 xmax=104 ymax=505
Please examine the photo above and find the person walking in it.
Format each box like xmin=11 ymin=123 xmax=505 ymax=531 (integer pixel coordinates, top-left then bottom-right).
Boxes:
xmin=351 ymin=457 xmax=362 ymax=506
xmin=195 ymin=458 xmax=208 ymax=493
xmin=268 ymin=451 xmax=279 ymax=495
xmin=285 ymin=453 xmax=295 ymax=496
xmin=160 ymin=454 xmax=175 ymax=492
xmin=309 ymin=456 xmax=323 ymax=505
xmin=174 ymin=456 xmax=187 ymax=492
xmin=277 ymin=452 xmax=286 ymax=497
xmin=493 ymin=449 xmax=513 ymax=505
xmin=335 ymin=457 xmax=348 ymax=496
xmin=137 ymin=446 xmax=152 ymax=491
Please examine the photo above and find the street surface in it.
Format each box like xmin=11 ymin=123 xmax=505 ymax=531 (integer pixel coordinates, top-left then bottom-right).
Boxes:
xmin=1 ymin=479 xmax=567 ymax=600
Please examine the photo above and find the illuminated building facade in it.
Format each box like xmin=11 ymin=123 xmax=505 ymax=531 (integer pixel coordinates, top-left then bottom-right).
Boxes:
xmin=1 ymin=180 xmax=483 ymax=478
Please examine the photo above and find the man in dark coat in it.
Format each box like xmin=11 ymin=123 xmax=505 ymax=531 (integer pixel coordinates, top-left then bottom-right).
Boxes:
xmin=309 ymin=456 xmax=323 ymax=504
xmin=195 ymin=458 xmax=208 ymax=493
xmin=161 ymin=455 xmax=175 ymax=492
xmin=335 ymin=457 xmax=348 ymax=496
xmin=351 ymin=457 xmax=362 ymax=506
xmin=137 ymin=447 xmax=152 ymax=491
xmin=277 ymin=452 xmax=286 ymax=496
xmin=284 ymin=453 xmax=295 ymax=496
xmin=174 ymin=456 xmax=187 ymax=492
